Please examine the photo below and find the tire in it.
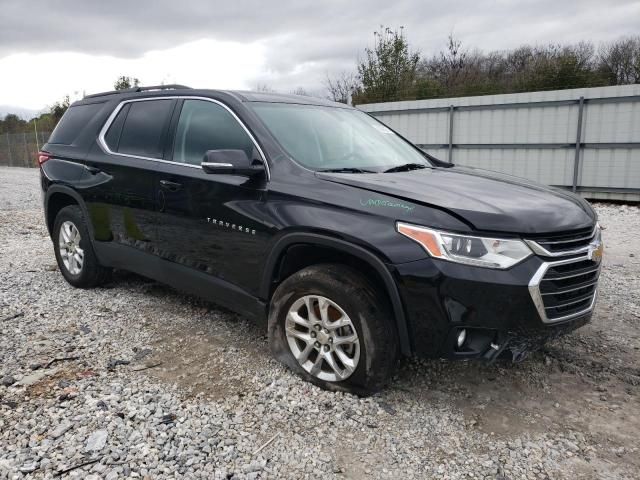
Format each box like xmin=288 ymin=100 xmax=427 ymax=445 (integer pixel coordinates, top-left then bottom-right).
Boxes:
xmin=52 ymin=205 xmax=111 ymax=288
xmin=268 ymin=263 xmax=399 ymax=395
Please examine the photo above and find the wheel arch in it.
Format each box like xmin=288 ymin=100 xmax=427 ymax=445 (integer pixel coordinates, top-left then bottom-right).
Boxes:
xmin=261 ymin=233 xmax=412 ymax=356
xmin=45 ymin=186 xmax=92 ymax=239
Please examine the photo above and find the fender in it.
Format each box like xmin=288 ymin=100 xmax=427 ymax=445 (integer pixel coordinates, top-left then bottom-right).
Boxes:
xmin=44 ymin=185 xmax=96 ymax=243
xmin=261 ymin=232 xmax=413 ymax=356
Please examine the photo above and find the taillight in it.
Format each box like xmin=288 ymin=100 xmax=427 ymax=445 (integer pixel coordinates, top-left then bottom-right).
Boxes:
xmin=37 ymin=151 xmax=51 ymax=166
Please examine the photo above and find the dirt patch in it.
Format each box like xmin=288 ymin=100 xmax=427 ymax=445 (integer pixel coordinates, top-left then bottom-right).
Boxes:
xmin=140 ymin=302 xmax=271 ymax=401
xmin=25 ymin=366 xmax=97 ymax=399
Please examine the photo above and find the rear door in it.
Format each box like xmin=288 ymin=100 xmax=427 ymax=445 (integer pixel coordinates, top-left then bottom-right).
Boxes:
xmin=83 ymin=98 xmax=176 ymax=255
xmin=153 ymin=98 xmax=268 ymax=296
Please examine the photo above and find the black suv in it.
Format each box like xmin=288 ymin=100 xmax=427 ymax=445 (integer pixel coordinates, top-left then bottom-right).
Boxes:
xmin=39 ymin=85 xmax=603 ymax=394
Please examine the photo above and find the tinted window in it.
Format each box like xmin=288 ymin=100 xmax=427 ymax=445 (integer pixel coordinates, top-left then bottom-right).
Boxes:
xmin=49 ymin=103 xmax=105 ymax=145
xmin=104 ymin=103 xmax=129 ymax=151
xmin=117 ymin=100 xmax=174 ymax=158
xmin=173 ymin=100 xmax=254 ymax=165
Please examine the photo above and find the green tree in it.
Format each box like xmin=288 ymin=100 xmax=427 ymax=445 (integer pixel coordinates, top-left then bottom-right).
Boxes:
xmin=114 ymin=76 xmax=140 ymax=90
xmin=0 ymin=114 xmax=26 ymax=134
xmin=49 ymin=95 xmax=70 ymax=124
xmin=354 ymin=26 xmax=420 ymax=104
xmin=31 ymin=112 xmax=56 ymax=134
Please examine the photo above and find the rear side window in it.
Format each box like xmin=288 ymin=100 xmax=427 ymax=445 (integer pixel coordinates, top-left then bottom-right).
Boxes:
xmin=111 ymin=100 xmax=174 ymax=158
xmin=49 ymin=103 xmax=104 ymax=145
xmin=173 ymin=100 xmax=254 ymax=165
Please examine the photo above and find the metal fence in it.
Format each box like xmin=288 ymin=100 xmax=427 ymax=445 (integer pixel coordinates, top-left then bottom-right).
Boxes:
xmin=358 ymin=84 xmax=640 ymax=202
xmin=0 ymin=131 xmax=51 ymax=168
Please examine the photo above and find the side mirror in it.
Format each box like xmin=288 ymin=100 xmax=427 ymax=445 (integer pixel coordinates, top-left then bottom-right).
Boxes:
xmin=201 ymin=149 xmax=265 ymax=177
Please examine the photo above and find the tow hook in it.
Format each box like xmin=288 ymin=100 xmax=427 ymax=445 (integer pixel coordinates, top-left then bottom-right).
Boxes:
xmin=483 ymin=339 xmax=507 ymax=363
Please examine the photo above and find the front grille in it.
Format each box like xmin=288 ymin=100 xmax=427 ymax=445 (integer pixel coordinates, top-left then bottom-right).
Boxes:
xmin=529 ymin=256 xmax=601 ymax=323
xmin=540 ymin=259 xmax=599 ymax=320
xmin=526 ymin=226 xmax=597 ymax=256
xmin=528 ymin=223 xmax=602 ymax=323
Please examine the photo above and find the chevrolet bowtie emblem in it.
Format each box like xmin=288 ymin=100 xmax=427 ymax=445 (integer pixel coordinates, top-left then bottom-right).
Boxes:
xmin=588 ymin=242 xmax=604 ymax=262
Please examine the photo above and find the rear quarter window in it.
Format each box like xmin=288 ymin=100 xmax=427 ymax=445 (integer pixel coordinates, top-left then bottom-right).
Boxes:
xmin=48 ymin=103 xmax=105 ymax=145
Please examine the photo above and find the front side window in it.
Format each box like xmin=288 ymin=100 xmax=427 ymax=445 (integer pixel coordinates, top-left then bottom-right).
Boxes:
xmin=249 ymin=103 xmax=431 ymax=172
xmin=173 ymin=100 xmax=254 ymax=165
xmin=114 ymin=99 xmax=174 ymax=158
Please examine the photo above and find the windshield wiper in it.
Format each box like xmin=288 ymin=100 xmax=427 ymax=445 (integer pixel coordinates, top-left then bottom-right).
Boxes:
xmin=319 ymin=167 xmax=377 ymax=174
xmin=383 ymin=163 xmax=428 ymax=173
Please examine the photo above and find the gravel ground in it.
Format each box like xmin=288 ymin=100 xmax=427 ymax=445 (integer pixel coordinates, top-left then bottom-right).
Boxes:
xmin=1 ymin=166 xmax=639 ymax=480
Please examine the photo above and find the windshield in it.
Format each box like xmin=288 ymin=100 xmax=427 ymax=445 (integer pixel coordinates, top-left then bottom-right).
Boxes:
xmin=249 ymin=103 xmax=431 ymax=172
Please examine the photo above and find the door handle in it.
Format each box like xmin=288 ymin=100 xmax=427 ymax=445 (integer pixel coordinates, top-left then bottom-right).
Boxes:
xmin=159 ymin=179 xmax=182 ymax=191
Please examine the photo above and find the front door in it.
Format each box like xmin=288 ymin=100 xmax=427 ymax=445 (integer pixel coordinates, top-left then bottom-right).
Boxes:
xmin=154 ymin=98 xmax=269 ymax=296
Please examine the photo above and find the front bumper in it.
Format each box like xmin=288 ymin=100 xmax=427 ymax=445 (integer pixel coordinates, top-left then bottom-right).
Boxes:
xmin=393 ymin=253 xmax=600 ymax=360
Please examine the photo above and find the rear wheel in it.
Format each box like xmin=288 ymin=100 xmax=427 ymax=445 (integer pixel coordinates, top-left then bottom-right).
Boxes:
xmin=268 ymin=264 xmax=399 ymax=395
xmin=53 ymin=205 xmax=111 ymax=288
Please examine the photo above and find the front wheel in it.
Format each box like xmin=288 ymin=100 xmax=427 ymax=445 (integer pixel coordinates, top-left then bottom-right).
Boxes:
xmin=268 ymin=264 xmax=399 ymax=395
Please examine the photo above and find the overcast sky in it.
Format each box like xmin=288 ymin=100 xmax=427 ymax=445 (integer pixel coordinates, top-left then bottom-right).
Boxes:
xmin=1 ymin=0 xmax=639 ymax=113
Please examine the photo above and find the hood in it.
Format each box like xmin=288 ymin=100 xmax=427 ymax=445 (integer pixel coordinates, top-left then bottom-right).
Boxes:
xmin=317 ymin=166 xmax=595 ymax=234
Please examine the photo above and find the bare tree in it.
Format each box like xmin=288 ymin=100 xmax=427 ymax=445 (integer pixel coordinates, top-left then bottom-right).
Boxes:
xmin=255 ymin=83 xmax=276 ymax=93
xmin=598 ymin=36 xmax=640 ymax=84
xmin=417 ymin=36 xmax=605 ymax=97
xmin=420 ymin=35 xmax=470 ymax=91
xmin=291 ymin=87 xmax=309 ymax=96
xmin=324 ymin=71 xmax=359 ymax=104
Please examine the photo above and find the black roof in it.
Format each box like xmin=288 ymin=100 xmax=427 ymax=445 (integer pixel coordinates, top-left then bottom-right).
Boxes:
xmin=77 ymin=85 xmax=351 ymax=109
xmin=228 ymin=90 xmax=348 ymax=108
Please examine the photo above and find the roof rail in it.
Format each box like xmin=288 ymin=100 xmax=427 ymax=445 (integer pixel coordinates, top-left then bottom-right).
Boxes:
xmin=134 ymin=84 xmax=191 ymax=92
xmin=84 ymin=84 xmax=192 ymax=99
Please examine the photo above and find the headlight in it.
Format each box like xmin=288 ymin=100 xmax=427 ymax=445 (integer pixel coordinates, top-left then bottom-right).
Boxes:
xmin=397 ymin=222 xmax=532 ymax=269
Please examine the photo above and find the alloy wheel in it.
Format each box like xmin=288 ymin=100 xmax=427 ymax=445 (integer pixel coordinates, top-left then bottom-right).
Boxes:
xmin=58 ymin=220 xmax=84 ymax=275
xmin=285 ymin=294 xmax=360 ymax=382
